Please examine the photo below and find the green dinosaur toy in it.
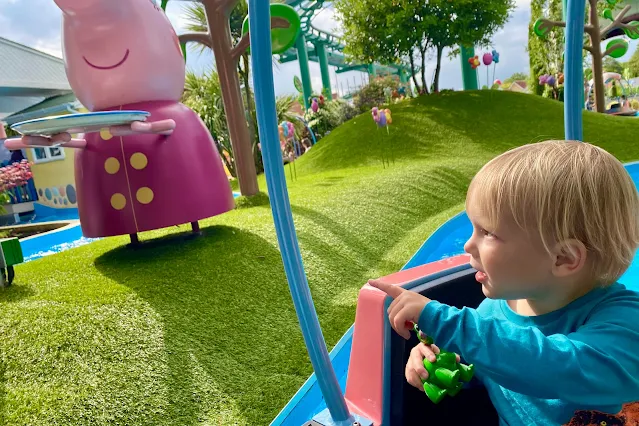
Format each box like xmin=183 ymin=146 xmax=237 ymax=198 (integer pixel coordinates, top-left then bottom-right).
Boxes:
xmin=406 ymin=321 xmax=474 ymax=404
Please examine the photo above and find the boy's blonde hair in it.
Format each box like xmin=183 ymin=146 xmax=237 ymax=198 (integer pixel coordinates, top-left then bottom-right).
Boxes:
xmin=466 ymin=140 xmax=639 ymax=285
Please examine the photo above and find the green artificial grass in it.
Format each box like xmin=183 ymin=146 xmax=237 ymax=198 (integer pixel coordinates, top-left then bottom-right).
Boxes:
xmin=2 ymin=91 xmax=639 ymax=425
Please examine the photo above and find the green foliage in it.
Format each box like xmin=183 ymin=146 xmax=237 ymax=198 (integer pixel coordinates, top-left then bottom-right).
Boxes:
xmin=626 ymin=45 xmax=639 ymax=77
xmin=353 ymin=76 xmax=400 ymax=113
xmin=181 ymin=0 xmax=265 ymax=175
xmin=609 ymin=80 xmax=623 ymax=98
xmin=304 ymin=99 xmax=359 ymax=139
xmin=528 ymin=0 xmax=564 ymax=96
xmin=4 ymin=124 xmax=19 ymax=138
xmin=604 ymin=56 xmax=624 ymax=74
xmin=182 ymin=70 xmax=237 ymax=177
xmin=182 ymin=1 xmax=247 ymax=54
xmin=503 ymin=72 xmax=528 ymax=86
xmin=584 ymin=67 xmax=593 ymax=81
xmin=183 ymin=70 xmax=309 ymax=176
xmin=335 ymin=0 xmax=514 ymax=93
xmin=275 ymin=94 xmax=306 ymax=140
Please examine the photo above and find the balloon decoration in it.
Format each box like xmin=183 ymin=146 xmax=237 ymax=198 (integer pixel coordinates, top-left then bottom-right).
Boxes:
xmin=279 ymin=120 xmax=299 ymax=181
xmin=311 ymin=98 xmax=319 ymax=113
xmin=491 ymin=50 xmax=500 ymax=64
xmin=538 ymin=73 xmax=564 ymax=100
xmin=482 ymin=53 xmax=493 ymax=87
xmin=468 ymin=56 xmax=481 ymax=89
xmin=475 ymin=50 xmax=502 ymax=89
xmin=371 ymin=107 xmax=394 ymax=168
xmin=539 ymin=74 xmax=562 ymax=87
xmin=385 ymin=109 xmax=392 ymax=125
xmin=491 ymin=50 xmax=500 ymax=85
xmin=468 ymin=56 xmax=481 ymax=69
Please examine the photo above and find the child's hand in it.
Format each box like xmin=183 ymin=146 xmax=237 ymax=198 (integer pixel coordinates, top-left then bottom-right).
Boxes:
xmin=368 ymin=279 xmax=431 ymax=339
xmin=406 ymin=343 xmax=461 ymax=390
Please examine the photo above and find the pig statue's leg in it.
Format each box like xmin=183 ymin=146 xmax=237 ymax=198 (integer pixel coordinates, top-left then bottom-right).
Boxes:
xmin=191 ymin=221 xmax=201 ymax=236
xmin=129 ymin=233 xmax=140 ymax=247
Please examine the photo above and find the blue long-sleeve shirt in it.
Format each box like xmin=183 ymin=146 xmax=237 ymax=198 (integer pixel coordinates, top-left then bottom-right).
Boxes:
xmin=417 ymin=282 xmax=639 ymax=426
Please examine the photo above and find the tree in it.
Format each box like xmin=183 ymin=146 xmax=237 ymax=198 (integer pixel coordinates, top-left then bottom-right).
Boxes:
xmin=533 ymin=0 xmax=639 ymax=112
xmin=183 ymin=70 xmax=309 ymax=177
xmin=182 ymin=1 xmax=263 ymax=176
xmin=335 ymin=0 xmax=428 ymax=93
xmin=528 ymin=0 xmax=563 ymax=96
xmin=603 ymin=56 xmax=624 ymax=73
xmin=427 ymin=0 xmax=514 ymax=92
xmin=183 ymin=70 xmax=235 ymax=177
xmin=170 ymin=0 xmax=293 ymax=196
xmin=354 ymin=75 xmax=400 ymax=112
xmin=626 ymin=45 xmax=639 ymax=77
xmin=503 ymin=72 xmax=529 ymax=86
xmin=336 ymin=0 xmax=514 ymax=93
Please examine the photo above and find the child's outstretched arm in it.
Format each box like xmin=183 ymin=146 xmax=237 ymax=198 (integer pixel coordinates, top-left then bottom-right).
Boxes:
xmin=417 ymin=295 xmax=639 ymax=406
xmin=368 ymin=279 xmax=639 ymax=406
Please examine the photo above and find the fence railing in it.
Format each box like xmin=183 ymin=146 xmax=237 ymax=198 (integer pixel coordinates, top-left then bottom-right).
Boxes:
xmin=6 ymin=179 xmax=38 ymax=205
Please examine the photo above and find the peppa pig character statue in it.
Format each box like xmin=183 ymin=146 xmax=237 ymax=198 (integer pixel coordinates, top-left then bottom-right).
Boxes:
xmin=6 ymin=0 xmax=235 ymax=245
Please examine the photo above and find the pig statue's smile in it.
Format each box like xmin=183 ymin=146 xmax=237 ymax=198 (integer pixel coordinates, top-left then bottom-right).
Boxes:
xmin=83 ymin=49 xmax=130 ymax=70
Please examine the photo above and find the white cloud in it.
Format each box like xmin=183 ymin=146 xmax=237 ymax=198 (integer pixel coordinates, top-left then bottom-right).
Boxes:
xmin=32 ymin=36 xmax=63 ymax=58
xmin=311 ymin=7 xmax=342 ymax=36
xmin=165 ymin=1 xmax=194 ymax=32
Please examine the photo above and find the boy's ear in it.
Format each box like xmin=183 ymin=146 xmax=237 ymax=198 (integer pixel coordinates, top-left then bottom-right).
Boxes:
xmin=552 ymin=239 xmax=587 ymax=277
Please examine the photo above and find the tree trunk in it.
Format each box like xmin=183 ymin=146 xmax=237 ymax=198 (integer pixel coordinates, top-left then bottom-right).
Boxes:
xmin=433 ymin=45 xmax=443 ymax=93
xmin=409 ymin=52 xmax=422 ymax=93
xmin=420 ymin=47 xmax=428 ymax=94
xmin=240 ymin=53 xmax=262 ymax=174
xmin=241 ymin=55 xmax=256 ymax=147
xmin=589 ymin=0 xmax=606 ymax=113
xmin=207 ymin=11 xmax=259 ymax=196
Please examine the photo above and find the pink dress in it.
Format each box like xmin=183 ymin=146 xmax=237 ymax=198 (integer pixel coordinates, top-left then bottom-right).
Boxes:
xmin=75 ymin=100 xmax=235 ymax=238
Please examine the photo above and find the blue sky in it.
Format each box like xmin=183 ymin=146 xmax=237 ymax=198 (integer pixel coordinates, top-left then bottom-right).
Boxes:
xmin=0 ymin=0 xmax=638 ymax=96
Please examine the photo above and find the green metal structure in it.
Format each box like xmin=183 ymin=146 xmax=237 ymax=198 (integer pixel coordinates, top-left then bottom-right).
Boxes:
xmin=281 ymin=0 xmax=413 ymax=108
xmin=0 ymin=237 xmax=22 ymax=287
xmin=460 ymin=46 xmax=479 ymax=90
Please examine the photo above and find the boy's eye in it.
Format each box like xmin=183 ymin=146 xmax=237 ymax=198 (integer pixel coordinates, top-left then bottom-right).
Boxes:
xmin=479 ymin=228 xmax=495 ymax=237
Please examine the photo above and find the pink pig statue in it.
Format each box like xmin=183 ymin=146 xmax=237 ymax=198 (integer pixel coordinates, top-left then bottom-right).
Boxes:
xmin=5 ymin=0 xmax=235 ymax=243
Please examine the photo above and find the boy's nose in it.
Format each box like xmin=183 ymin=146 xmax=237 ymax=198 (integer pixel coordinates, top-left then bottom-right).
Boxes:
xmin=463 ymin=236 xmax=476 ymax=256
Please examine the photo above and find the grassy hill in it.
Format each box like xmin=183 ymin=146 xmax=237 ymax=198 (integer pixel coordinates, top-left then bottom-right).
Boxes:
xmin=1 ymin=91 xmax=638 ymax=425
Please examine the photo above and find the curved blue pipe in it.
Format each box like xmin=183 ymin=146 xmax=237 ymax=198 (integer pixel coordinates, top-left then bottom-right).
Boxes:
xmin=295 ymin=115 xmax=317 ymax=145
xmin=564 ymin=0 xmax=585 ymax=141
xmin=247 ymin=1 xmax=354 ymax=424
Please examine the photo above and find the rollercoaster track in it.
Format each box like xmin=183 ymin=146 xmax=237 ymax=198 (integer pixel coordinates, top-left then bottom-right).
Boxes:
xmin=282 ymin=0 xmax=412 ymax=75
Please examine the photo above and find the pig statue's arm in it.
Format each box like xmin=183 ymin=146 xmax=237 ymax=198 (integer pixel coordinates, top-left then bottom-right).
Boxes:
xmin=110 ymin=119 xmax=176 ymax=137
xmin=4 ymin=134 xmax=87 ymax=150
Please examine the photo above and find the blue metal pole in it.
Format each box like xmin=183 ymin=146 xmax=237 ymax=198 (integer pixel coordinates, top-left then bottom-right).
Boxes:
xmin=247 ymin=1 xmax=354 ymax=424
xmin=564 ymin=0 xmax=586 ymax=141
